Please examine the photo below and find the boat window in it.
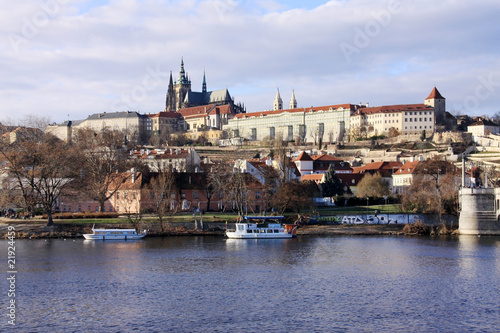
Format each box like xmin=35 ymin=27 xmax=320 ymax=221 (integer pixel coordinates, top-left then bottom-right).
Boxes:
xmin=273 ymin=229 xmax=279 ymax=233
xmin=237 ymin=225 xmax=245 ymax=231
xmin=247 ymin=230 xmax=252 ymax=233
xmin=253 ymin=229 xmax=259 ymax=233
xmin=267 ymin=229 xmax=273 ymax=233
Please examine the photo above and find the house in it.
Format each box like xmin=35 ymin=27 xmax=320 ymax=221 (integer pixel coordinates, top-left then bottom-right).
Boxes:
xmin=293 ymin=151 xmax=314 ymax=175
xmin=353 ymin=161 xmax=403 ymax=190
xmin=129 ymin=147 xmax=201 ymax=172
xmin=310 ymin=153 xmax=352 ymax=174
xmin=391 ymin=160 xmax=420 ymax=194
xmin=467 ymin=118 xmax=500 ymax=138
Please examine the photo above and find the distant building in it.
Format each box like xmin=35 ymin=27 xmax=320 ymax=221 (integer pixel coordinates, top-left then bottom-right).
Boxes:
xmin=129 ymin=147 xmax=201 ymax=173
xmin=226 ymin=103 xmax=355 ymax=143
xmin=467 ymin=118 xmax=500 ymax=138
xmin=46 ymin=111 xmax=146 ymax=143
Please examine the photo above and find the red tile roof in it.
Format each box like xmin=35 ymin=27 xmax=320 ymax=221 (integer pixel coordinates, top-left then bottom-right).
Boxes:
xmin=231 ymin=104 xmax=356 ymax=120
xmin=179 ymin=104 xmax=216 ymax=117
xmin=295 ymin=151 xmax=313 ymax=161
xmin=394 ymin=160 xmax=419 ymax=175
xmin=311 ymin=154 xmax=342 ymax=161
xmin=301 ymin=174 xmax=324 ymax=182
xmin=352 ymin=104 xmax=432 ymax=116
xmin=425 ymin=87 xmax=444 ymax=100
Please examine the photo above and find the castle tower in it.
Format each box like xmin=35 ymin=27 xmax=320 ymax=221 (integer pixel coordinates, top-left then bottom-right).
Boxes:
xmin=425 ymin=87 xmax=445 ymax=119
xmin=289 ymin=89 xmax=297 ymax=109
xmin=273 ymin=88 xmax=283 ymax=110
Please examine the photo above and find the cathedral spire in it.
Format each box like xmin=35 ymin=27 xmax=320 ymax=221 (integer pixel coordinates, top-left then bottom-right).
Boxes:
xmin=202 ymin=71 xmax=207 ymax=93
xmin=273 ymin=88 xmax=283 ymax=110
xmin=165 ymin=71 xmax=174 ymax=111
xmin=289 ymin=89 xmax=297 ymax=109
xmin=178 ymin=57 xmax=187 ymax=84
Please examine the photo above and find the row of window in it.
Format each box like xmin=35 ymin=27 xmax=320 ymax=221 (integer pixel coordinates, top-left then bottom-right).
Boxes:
xmin=405 ymin=117 xmax=430 ymax=122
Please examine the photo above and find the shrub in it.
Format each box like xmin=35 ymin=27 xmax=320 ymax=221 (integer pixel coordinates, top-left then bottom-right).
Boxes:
xmin=402 ymin=220 xmax=430 ymax=235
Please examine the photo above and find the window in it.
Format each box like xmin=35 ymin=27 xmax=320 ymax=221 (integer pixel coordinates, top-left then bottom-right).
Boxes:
xmin=193 ymin=191 xmax=198 ymax=199
xmin=270 ymin=127 xmax=275 ymax=139
xmin=117 ymin=193 xmax=120 ymax=199
xmin=251 ymin=128 xmax=257 ymax=140
xmin=78 ymin=205 xmax=81 ymax=212
xmin=95 ymin=206 xmax=99 ymax=212
xmin=256 ymin=191 xmax=260 ymax=199
xmin=318 ymin=123 xmax=324 ymax=137
xmin=88 ymin=205 xmax=91 ymax=211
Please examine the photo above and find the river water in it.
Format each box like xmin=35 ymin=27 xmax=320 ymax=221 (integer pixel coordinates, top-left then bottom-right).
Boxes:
xmin=1 ymin=235 xmax=500 ymax=332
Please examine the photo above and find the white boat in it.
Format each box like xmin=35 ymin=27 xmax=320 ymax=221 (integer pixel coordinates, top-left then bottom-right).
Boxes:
xmin=225 ymin=216 xmax=297 ymax=239
xmin=83 ymin=226 xmax=146 ymax=240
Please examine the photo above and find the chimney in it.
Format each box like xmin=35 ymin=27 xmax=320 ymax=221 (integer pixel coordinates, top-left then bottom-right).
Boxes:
xmin=131 ymin=168 xmax=136 ymax=183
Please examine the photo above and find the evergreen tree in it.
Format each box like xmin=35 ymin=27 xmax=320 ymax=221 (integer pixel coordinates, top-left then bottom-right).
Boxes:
xmin=321 ymin=165 xmax=344 ymax=197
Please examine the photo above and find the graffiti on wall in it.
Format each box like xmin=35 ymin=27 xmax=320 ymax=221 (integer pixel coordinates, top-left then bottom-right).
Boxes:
xmin=313 ymin=214 xmax=423 ymax=225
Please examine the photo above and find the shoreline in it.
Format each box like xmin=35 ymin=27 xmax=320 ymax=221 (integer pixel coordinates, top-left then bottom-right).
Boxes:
xmin=0 ymin=221 xmax=458 ymax=239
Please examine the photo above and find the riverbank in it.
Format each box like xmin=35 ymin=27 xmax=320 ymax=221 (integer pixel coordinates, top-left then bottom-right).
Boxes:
xmin=0 ymin=220 xmax=458 ymax=239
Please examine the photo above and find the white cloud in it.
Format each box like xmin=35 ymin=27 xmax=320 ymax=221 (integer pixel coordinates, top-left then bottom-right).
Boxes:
xmin=1 ymin=0 xmax=500 ymax=124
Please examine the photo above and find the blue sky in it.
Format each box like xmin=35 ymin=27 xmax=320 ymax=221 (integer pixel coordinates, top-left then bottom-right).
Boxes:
xmin=1 ymin=0 xmax=500 ymax=124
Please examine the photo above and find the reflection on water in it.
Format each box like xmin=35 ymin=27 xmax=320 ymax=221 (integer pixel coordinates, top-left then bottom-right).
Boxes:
xmin=1 ymin=235 xmax=499 ymax=332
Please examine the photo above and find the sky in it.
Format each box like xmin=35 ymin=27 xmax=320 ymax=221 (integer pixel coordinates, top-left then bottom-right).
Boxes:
xmin=2 ymin=0 xmax=500 ymax=125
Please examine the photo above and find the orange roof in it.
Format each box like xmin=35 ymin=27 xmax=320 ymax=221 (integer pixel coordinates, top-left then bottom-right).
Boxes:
xmin=301 ymin=174 xmax=324 ymax=182
xmin=394 ymin=160 xmax=419 ymax=175
xmin=208 ymin=104 xmax=233 ymax=115
xmin=179 ymin=104 xmax=216 ymax=117
xmin=311 ymin=154 xmax=344 ymax=162
xmin=354 ymin=161 xmax=402 ymax=174
xmin=231 ymin=104 xmax=356 ymax=120
xmin=295 ymin=151 xmax=313 ymax=161
xmin=426 ymin=87 xmax=444 ymax=100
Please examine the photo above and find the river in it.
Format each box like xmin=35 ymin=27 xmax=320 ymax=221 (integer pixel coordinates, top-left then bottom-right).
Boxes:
xmin=1 ymin=235 xmax=499 ymax=332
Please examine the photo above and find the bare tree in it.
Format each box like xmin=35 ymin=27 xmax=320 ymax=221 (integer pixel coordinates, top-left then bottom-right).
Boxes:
xmin=0 ymin=133 xmax=79 ymax=225
xmin=148 ymin=168 xmax=177 ymax=231
xmin=74 ymin=127 xmax=132 ymax=212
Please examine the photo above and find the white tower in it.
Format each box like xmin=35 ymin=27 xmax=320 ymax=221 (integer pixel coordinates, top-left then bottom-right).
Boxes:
xmin=289 ymin=89 xmax=297 ymax=109
xmin=273 ymin=88 xmax=283 ymax=111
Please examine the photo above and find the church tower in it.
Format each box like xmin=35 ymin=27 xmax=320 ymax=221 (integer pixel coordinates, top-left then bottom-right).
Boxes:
xmin=273 ymin=88 xmax=283 ymax=110
xmin=289 ymin=89 xmax=297 ymax=109
xmin=165 ymin=71 xmax=175 ymax=111
xmin=425 ymin=87 xmax=445 ymax=119
xmin=166 ymin=58 xmax=192 ymax=111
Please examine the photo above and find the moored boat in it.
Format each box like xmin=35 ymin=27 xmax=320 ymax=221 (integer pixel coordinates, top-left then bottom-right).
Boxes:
xmin=225 ymin=216 xmax=297 ymax=239
xmin=83 ymin=226 xmax=146 ymax=240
